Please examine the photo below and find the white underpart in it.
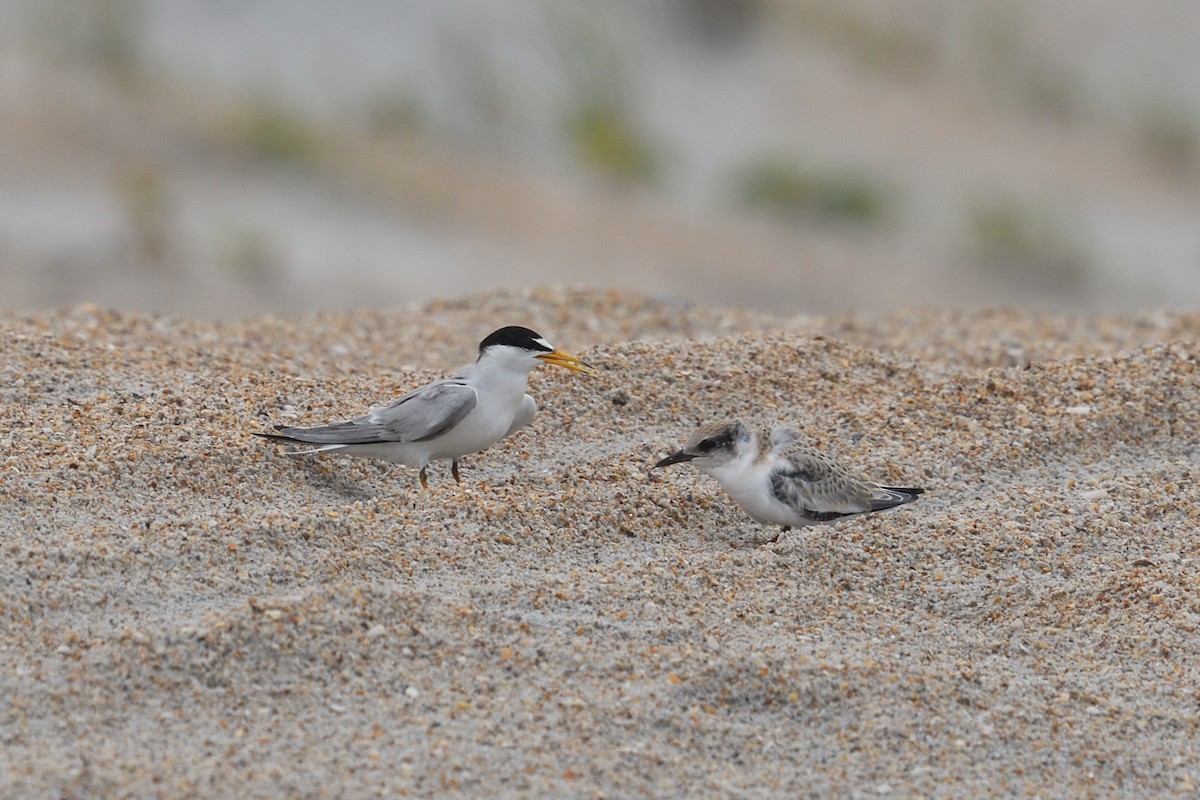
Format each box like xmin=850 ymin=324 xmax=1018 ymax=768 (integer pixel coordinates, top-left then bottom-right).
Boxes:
xmin=697 ymin=432 xmax=793 ymax=526
xmin=504 ymin=395 xmax=537 ymax=438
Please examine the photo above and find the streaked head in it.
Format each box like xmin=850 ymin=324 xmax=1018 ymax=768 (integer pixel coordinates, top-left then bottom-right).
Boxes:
xmin=652 ymin=420 xmax=752 ymax=470
xmin=478 ymin=326 xmax=596 ymax=375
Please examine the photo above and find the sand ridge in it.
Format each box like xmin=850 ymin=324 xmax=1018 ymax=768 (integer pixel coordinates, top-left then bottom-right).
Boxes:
xmin=1 ymin=288 xmax=1198 ymax=797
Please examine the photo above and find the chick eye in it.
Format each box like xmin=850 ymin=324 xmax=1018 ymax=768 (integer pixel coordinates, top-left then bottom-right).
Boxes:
xmin=697 ymin=439 xmax=716 ymax=452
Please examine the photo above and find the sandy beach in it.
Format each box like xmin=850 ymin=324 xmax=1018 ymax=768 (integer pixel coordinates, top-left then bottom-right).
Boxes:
xmin=2 ymin=287 xmax=1198 ymax=798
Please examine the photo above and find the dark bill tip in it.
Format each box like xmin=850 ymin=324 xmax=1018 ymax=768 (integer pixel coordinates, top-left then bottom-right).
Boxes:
xmin=652 ymin=451 xmax=694 ymax=469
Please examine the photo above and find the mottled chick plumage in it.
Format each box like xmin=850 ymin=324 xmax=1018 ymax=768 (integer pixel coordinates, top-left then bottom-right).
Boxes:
xmin=653 ymin=420 xmax=924 ymax=532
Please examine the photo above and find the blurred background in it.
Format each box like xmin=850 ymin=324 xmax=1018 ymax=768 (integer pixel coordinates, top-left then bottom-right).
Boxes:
xmin=1 ymin=0 xmax=1198 ymax=319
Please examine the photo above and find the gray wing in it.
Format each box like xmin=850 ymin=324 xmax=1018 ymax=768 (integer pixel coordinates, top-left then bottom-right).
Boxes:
xmin=275 ymin=379 xmax=478 ymax=445
xmin=769 ymin=446 xmax=879 ymax=520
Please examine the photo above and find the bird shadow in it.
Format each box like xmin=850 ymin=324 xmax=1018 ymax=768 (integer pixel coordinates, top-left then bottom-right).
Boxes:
xmin=282 ymin=457 xmax=397 ymax=502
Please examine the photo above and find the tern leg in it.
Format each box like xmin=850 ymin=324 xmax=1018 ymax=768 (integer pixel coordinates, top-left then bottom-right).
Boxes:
xmin=764 ymin=525 xmax=790 ymax=545
xmin=451 ymin=459 xmax=461 ymax=483
xmin=419 ymin=467 xmax=429 ymax=490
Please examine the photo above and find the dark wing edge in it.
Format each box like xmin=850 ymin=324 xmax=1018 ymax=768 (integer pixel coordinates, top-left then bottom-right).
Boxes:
xmin=870 ymin=486 xmax=926 ymax=512
xmin=254 ymin=420 xmax=388 ymax=445
xmin=253 ymin=430 xmax=304 ymax=444
xmin=801 ymin=508 xmax=858 ymax=523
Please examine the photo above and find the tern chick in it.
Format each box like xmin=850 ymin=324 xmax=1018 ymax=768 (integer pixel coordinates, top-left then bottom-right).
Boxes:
xmin=256 ymin=326 xmax=594 ymax=488
xmin=653 ymin=420 xmax=924 ymax=535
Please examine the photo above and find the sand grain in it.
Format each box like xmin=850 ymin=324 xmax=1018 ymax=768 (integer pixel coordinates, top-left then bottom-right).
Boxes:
xmin=2 ymin=288 xmax=1198 ymax=797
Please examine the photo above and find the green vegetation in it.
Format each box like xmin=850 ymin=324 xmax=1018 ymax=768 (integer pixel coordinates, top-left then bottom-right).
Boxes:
xmin=216 ymin=226 xmax=282 ymax=287
xmin=115 ymin=162 xmax=173 ymax=272
xmin=228 ymin=102 xmax=328 ymax=165
xmin=565 ymin=102 xmax=658 ymax=184
xmin=962 ymin=195 xmax=1088 ymax=289
xmin=32 ymin=0 xmax=146 ymax=80
xmin=734 ymin=157 xmax=894 ymax=227
xmin=1131 ymin=100 xmax=1200 ymax=175
xmin=364 ymin=87 xmax=423 ymax=136
xmin=972 ymin=3 xmax=1085 ymax=122
xmin=779 ymin=0 xmax=935 ymax=74
xmin=541 ymin=6 xmax=660 ymax=185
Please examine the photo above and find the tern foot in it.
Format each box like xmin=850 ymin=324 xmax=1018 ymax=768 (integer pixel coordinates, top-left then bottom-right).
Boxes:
xmin=419 ymin=467 xmax=429 ymax=490
xmin=452 ymin=459 xmax=461 ymax=483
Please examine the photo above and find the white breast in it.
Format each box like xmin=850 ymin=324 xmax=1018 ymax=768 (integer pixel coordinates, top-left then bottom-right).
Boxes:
xmin=704 ymin=459 xmax=795 ymax=527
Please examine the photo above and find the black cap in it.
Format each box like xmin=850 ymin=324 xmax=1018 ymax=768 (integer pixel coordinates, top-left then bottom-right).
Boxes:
xmin=478 ymin=326 xmax=553 ymax=355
